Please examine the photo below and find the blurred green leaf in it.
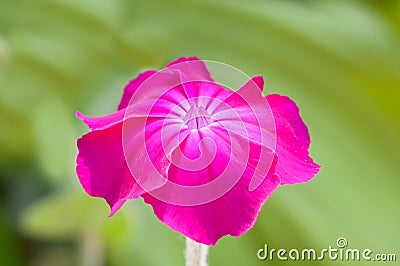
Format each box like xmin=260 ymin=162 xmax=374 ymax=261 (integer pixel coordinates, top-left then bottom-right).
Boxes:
xmin=30 ymin=247 xmax=75 ymax=266
xmin=0 ymin=106 xmax=33 ymax=170
xmin=0 ymin=205 xmax=24 ymax=266
xmin=32 ymin=99 xmax=75 ymax=183
xmin=18 ymin=190 xmax=129 ymax=240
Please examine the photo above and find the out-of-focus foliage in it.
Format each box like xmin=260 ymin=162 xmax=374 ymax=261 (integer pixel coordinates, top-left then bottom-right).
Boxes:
xmin=0 ymin=0 xmax=399 ymax=265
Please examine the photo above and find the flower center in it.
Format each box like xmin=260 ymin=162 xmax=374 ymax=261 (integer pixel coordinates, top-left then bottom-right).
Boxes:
xmin=183 ymin=105 xmax=211 ymax=130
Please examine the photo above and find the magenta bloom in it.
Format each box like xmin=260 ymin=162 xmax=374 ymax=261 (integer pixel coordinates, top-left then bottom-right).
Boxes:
xmin=76 ymin=57 xmax=320 ymax=245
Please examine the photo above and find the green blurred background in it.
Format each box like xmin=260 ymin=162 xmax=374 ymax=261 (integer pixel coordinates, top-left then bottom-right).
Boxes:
xmin=1 ymin=0 xmax=399 ymax=265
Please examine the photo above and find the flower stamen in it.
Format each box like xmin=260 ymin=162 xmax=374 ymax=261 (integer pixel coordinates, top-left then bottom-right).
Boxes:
xmin=183 ymin=105 xmax=211 ymax=130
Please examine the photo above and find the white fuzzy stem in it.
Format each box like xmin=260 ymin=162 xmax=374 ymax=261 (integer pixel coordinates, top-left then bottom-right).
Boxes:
xmin=185 ymin=237 xmax=209 ymax=266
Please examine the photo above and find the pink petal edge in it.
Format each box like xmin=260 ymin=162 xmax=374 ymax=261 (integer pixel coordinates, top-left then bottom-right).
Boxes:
xmin=76 ymin=123 xmax=145 ymax=216
xmin=267 ymin=94 xmax=320 ymax=185
xmin=142 ymin=146 xmax=280 ymax=246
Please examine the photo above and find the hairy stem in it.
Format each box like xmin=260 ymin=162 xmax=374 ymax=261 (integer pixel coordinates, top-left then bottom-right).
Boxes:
xmin=185 ymin=237 xmax=209 ymax=266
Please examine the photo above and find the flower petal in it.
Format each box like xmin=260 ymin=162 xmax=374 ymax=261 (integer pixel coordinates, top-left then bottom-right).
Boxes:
xmin=76 ymin=110 xmax=126 ymax=130
xmin=76 ymin=123 xmax=144 ymax=216
xmin=142 ymin=126 xmax=279 ymax=245
xmin=166 ymin=57 xmax=213 ymax=82
xmin=77 ymin=70 xmax=184 ymax=131
xmin=211 ymin=76 xmax=275 ymax=147
xmin=210 ymin=76 xmax=276 ymax=191
xmin=118 ymin=70 xmax=157 ymax=111
xmin=267 ymin=94 xmax=320 ymax=184
xmin=77 ymin=113 xmax=182 ymax=216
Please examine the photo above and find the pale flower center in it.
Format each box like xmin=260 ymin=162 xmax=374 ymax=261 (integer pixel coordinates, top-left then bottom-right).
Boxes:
xmin=183 ymin=105 xmax=211 ymax=130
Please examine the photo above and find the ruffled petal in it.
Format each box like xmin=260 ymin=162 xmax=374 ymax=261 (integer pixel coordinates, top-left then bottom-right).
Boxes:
xmin=167 ymin=57 xmax=213 ymax=82
xmin=76 ymin=122 xmax=145 ymax=216
xmin=116 ymin=57 xmax=213 ymax=114
xmin=120 ymin=70 xmax=183 ymax=117
xmin=77 ymin=115 xmax=182 ymax=216
xmin=77 ymin=70 xmax=183 ymax=131
xmin=77 ymin=110 xmax=126 ymax=130
xmin=142 ymin=125 xmax=279 ymax=245
xmin=211 ymin=76 xmax=275 ymax=146
xmin=210 ymin=76 xmax=276 ymax=191
xmin=118 ymin=70 xmax=157 ymax=111
xmin=267 ymin=94 xmax=320 ymax=184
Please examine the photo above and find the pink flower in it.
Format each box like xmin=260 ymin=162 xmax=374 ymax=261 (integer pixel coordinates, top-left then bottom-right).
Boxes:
xmin=76 ymin=57 xmax=320 ymax=245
